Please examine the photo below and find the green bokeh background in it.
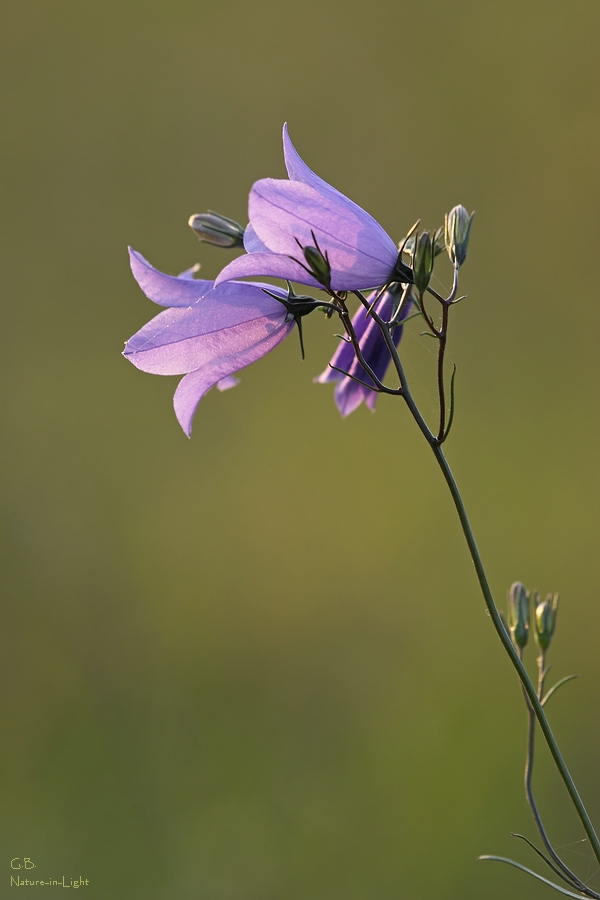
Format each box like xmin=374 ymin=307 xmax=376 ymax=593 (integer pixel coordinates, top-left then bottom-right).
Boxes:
xmin=2 ymin=1 xmax=600 ymax=897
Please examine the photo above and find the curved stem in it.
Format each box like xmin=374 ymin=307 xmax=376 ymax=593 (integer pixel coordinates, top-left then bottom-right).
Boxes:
xmin=512 ymin=833 xmax=587 ymax=891
xmin=356 ymin=270 xmax=600 ymax=869
xmin=480 ymin=856 xmax=592 ymax=900
xmin=430 ymin=442 xmax=600 ymax=867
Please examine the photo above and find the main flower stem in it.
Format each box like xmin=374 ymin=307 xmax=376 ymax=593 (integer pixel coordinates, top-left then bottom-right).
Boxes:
xmin=429 ymin=441 xmax=600 ymax=867
xmin=349 ymin=284 xmax=598 ymax=863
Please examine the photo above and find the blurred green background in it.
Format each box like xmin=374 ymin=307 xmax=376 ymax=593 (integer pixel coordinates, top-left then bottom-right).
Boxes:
xmin=2 ymin=1 xmax=600 ymax=897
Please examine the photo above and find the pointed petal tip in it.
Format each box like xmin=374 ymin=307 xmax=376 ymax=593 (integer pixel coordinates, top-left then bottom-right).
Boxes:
xmin=313 ymin=367 xmax=339 ymax=386
xmin=337 ymin=403 xmax=353 ymax=419
xmin=334 ymin=379 xmax=369 ymax=418
xmin=128 ymin=246 xmax=145 ymax=266
xmin=365 ymin=392 xmax=378 ymax=412
xmin=216 ymin=374 xmax=240 ymax=392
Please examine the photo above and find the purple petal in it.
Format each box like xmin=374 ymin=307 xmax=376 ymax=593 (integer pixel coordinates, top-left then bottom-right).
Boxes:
xmin=173 ymin=323 xmax=292 ymax=437
xmin=364 ymin=390 xmax=378 ymax=412
xmin=283 ymin=123 xmax=342 ymax=196
xmin=215 ymin=251 xmax=323 ymax=289
xmin=129 ymin=249 xmax=215 ymax=307
xmin=124 ymin=305 xmax=288 ymax=375
xmin=333 ymin=378 xmax=371 ymax=418
xmin=283 ymin=124 xmax=377 ymax=218
xmin=247 ymin=179 xmax=398 ymax=291
xmin=125 ymin=261 xmax=291 ymax=375
xmin=177 ymin=263 xmax=202 ymax=280
xmin=217 ymin=128 xmax=401 ymax=293
xmin=125 ymin=252 xmax=296 ymax=436
xmin=216 ymin=374 xmax=240 ymax=391
xmin=243 ymin=223 xmax=269 ymax=253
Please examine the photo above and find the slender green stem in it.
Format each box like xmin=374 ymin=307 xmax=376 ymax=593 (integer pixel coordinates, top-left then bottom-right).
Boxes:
xmin=435 ymin=299 xmax=449 ymax=441
xmin=345 ymin=275 xmax=599 ymax=866
xmin=430 ymin=441 xmax=600 ymax=867
xmin=511 ymin=833 xmax=585 ymax=890
xmin=543 ymin=675 xmax=579 ymax=708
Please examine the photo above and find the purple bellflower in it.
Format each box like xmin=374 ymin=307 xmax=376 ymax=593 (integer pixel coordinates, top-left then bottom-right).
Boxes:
xmin=215 ymin=125 xmax=412 ymax=293
xmin=123 ymin=249 xmax=295 ymax=436
xmin=315 ymin=285 xmax=412 ymax=417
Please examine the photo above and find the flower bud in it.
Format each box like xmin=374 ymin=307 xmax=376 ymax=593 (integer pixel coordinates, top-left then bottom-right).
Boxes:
xmin=303 ymin=243 xmax=331 ymax=290
xmin=413 ymin=231 xmax=435 ymax=295
xmin=508 ymin=581 xmax=530 ymax=649
xmin=534 ymin=592 xmax=559 ymax=651
xmin=444 ymin=205 xmax=475 ymax=267
xmin=188 ymin=212 xmax=245 ymax=248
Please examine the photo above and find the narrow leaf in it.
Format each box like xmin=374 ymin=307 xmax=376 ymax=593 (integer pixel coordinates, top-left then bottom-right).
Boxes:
xmin=542 ymin=675 xmax=579 ymax=707
xmin=479 ymin=856 xmax=588 ymax=898
xmin=511 ymin=833 xmax=583 ymax=889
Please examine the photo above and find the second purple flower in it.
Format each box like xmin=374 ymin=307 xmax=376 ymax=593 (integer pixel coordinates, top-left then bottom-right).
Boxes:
xmin=215 ymin=125 xmax=412 ymax=292
xmin=315 ymin=285 xmax=412 ymax=417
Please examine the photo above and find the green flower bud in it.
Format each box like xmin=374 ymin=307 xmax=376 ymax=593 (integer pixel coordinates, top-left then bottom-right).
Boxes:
xmin=508 ymin=581 xmax=530 ymax=649
xmin=444 ymin=205 xmax=475 ymax=268
xmin=534 ymin=592 xmax=559 ymax=651
xmin=413 ymin=231 xmax=435 ymax=295
xmin=188 ymin=211 xmax=245 ymax=248
xmin=302 ymin=242 xmax=331 ymax=290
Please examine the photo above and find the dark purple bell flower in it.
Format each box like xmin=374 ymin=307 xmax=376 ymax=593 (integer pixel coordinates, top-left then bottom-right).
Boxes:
xmin=315 ymin=287 xmax=411 ymax=417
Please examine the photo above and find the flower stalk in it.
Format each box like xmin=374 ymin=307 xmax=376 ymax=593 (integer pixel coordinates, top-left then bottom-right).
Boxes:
xmin=328 ymin=262 xmax=600 ymax=878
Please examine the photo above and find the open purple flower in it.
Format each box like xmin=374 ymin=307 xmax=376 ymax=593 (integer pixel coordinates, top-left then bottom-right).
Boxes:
xmin=215 ymin=125 xmax=411 ymax=292
xmin=315 ymin=286 xmax=411 ymax=417
xmin=124 ymin=249 xmax=294 ymax=436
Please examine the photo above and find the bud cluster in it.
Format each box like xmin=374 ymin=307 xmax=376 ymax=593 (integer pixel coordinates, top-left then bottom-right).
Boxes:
xmin=507 ymin=581 xmax=559 ymax=653
xmin=402 ymin=211 xmax=472 ymax=299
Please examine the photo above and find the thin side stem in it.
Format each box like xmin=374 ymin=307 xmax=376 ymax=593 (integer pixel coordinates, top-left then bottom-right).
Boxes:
xmin=436 ymin=299 xmax=450 ymax=441
xmin=520 ymin=653 xmax=593 ymax=893
xmin=351 ymin=291 xmax=435 ymax=446
xmin=334 ymin=301 xmax=398 ymax=396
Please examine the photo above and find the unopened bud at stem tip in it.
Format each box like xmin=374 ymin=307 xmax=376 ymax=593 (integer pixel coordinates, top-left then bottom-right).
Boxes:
xmin=445 ymin=205 xmax=475 ymax=268
xmin=535 ymin=592 xmax=559 ymax=651
xmin=188 ymin=212 xmax=245 ymax=248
